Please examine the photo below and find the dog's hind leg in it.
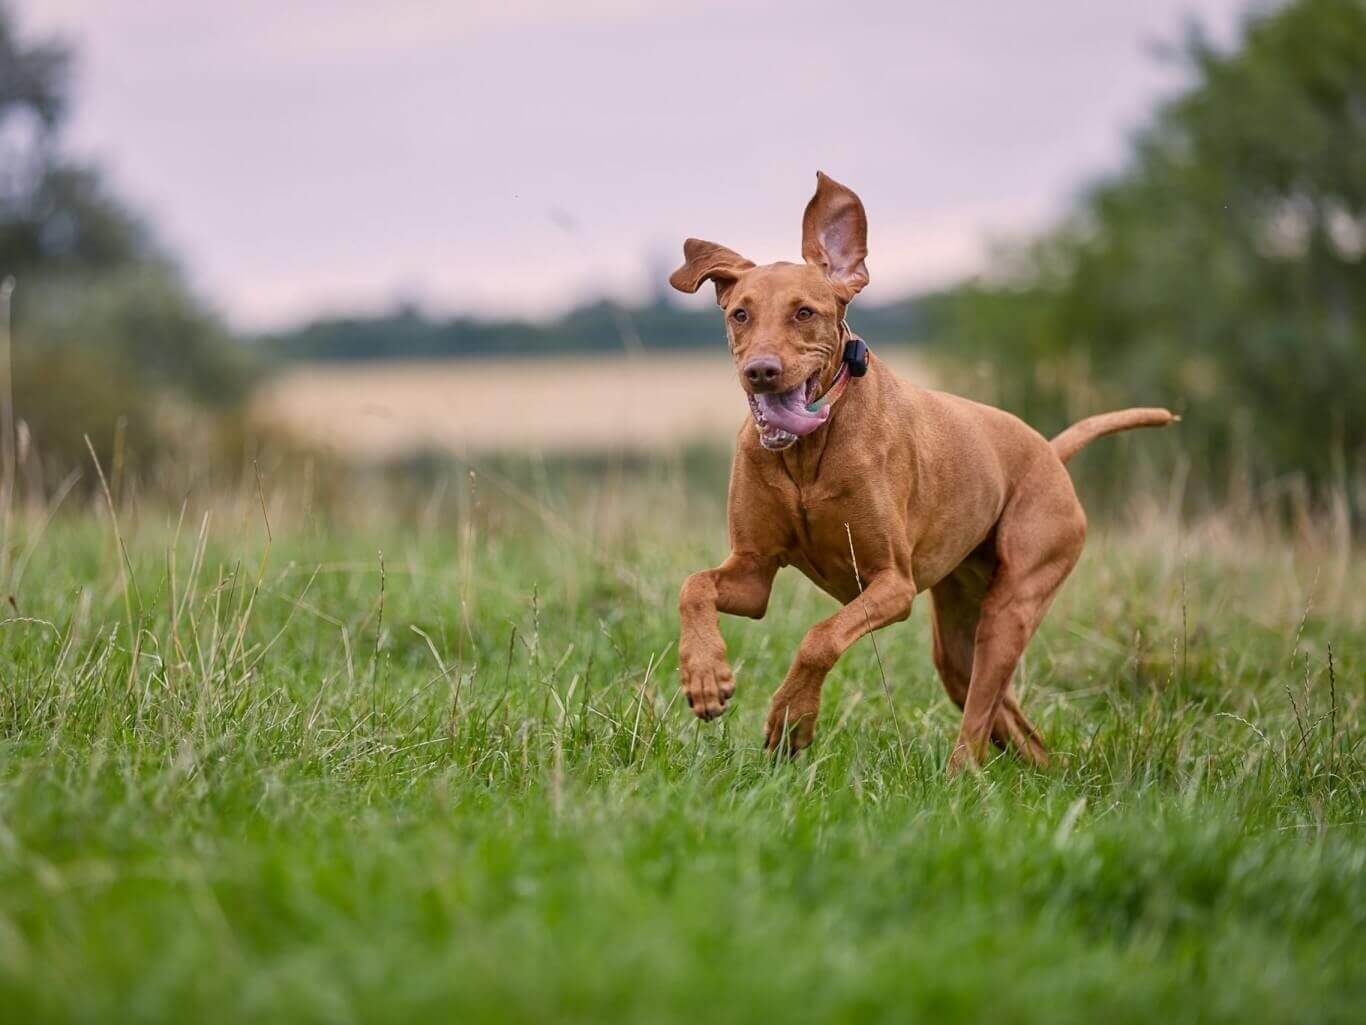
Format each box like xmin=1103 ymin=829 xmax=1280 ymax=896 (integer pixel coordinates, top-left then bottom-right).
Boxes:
xmin=929 ymin=571 xmax=980 ymax=711
xmin=931 ymin=566 xmax=1048 ymax=766
xmin=947 ymin=462 xmax=1085 ymax=776
xmin=996 ymin=690 xmax=1048 ymax=764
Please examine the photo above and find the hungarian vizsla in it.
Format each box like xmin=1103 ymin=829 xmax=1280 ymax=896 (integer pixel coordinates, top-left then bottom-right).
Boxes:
xmin=670 ymin=172 xmax=1176 ymax=774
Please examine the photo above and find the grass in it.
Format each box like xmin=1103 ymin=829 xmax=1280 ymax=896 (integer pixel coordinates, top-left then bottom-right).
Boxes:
xmin=0 ymin=463 xmax=1362 ymax=1024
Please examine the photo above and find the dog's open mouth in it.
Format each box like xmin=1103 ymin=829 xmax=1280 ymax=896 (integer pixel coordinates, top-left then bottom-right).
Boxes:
xmin=747 ymin=374 xmax=829 ymax=451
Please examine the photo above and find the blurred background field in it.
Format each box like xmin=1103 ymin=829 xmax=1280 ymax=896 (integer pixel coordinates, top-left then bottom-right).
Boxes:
xmin=250 ymin=349 xmax=935 ymax=457
xmin=1 ymin=1 xmax=1364 ymax=1022
xmin=2 ymin=0 xmax=1363 ymax=520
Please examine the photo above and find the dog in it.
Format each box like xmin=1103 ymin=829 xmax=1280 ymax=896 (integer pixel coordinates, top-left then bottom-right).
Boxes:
xmin=670 ymin=172 xmax=1176 ymax=774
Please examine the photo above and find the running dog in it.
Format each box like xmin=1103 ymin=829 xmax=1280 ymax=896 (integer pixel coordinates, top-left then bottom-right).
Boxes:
xmin=670 ymin=172 xmax=1176 ymax=773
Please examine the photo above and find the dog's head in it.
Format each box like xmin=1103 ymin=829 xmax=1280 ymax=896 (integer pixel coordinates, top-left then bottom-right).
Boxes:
xmin=669 ymin=172 xmax=869 ymax=450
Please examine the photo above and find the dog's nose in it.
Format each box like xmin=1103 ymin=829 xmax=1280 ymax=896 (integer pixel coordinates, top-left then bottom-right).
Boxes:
xmin=743 ymin=356 xmax=783 ymax=391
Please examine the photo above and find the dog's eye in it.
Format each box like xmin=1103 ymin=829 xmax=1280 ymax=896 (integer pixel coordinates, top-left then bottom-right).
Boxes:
xmin=795 ymin=307 xmax=814 ymax=321
xmin=731 ymin=308 xmax=748 ymax=324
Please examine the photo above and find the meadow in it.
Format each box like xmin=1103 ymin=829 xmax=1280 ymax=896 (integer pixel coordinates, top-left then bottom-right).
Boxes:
xmin=0 ymin=457 xmax=1361 ymax=1024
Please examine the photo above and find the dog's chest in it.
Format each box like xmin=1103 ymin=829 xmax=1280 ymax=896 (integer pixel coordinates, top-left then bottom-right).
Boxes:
xmin=782 ymin=476 xmax=896 ymax=603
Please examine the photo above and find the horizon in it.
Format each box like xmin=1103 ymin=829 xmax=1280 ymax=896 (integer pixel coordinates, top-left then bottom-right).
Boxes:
xmin=30 ymin=0 xmax=1246 ymax=332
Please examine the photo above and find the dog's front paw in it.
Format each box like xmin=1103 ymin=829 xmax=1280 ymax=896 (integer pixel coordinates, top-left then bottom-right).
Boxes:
xmin=764 ymin=688 xmax=820 ymax=756
xmin=680 ymin=656 xmax=735 ymax=721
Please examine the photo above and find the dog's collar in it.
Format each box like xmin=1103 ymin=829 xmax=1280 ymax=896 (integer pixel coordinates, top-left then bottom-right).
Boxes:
xmin=805 ymin=331 xmax=869 ymax=414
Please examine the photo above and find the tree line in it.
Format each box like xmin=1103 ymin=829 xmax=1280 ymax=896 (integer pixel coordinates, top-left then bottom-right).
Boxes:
xmin=256 ymin=296 xmax=926 ymax=362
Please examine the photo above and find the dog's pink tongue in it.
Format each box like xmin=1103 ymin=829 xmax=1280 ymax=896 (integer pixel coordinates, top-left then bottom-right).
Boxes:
xmin=755 ymin=389 xmax=828 ymax=436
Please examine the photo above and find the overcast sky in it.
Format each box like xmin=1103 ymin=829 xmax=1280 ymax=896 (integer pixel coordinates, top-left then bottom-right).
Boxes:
xmin=28 ymin=0 xmax=1249 ymax=330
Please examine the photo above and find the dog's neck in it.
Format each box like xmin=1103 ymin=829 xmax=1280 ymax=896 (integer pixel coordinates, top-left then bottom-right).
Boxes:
xmin=825 ymin=318 xmax=856 ymax=390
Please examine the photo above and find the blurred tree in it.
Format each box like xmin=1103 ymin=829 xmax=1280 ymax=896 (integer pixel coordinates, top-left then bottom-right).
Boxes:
xmin=0 ymin=5 xmax=67 ymax=127
xmin=0 ymin=6 xmax=146 ymax=273
xmin=0 ymin=2 xmax=247 ymax=487
xmin=933 ymin=0 xmax=1366 ymax=516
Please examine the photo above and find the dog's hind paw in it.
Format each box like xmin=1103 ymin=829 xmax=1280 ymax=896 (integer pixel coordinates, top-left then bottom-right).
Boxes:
xmin=945 ymin=741 xmax=987 ymax=778
xmin=764 ymin=689 xmax=820 ymax=755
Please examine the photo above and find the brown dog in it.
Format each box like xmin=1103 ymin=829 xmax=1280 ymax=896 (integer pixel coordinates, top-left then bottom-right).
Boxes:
xmin=670 ymin=172 xmax=1175 ymax=774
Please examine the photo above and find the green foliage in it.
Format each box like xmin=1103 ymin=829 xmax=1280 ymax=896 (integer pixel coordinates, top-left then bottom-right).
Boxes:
xmin=0 ymin=162 xmax=151 ymax=276
xmin=0 ymin=477 xmax=1361 ymax=1023
xmin=15 ymin=268 xmax=248 ymax=404
xmin=8 ymin=337 xmax=155 ymax=483
xmin=7 ymin=269 xmax=254 ymax=487
xmin=932 ymin=0 xmax=1366 ymax=512
xmin=8 ymin=283 xmax=258 ymax=494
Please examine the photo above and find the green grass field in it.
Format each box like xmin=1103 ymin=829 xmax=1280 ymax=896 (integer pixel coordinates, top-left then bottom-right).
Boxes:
xmin=0 ymin=467 xmax=1362 ymax=1024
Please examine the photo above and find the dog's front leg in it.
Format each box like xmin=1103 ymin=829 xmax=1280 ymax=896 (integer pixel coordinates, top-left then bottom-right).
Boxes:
xmin=678 ymin=553 xmax=778 ymax=720
xmin=765 ymin=571 xmax=916 ymax=754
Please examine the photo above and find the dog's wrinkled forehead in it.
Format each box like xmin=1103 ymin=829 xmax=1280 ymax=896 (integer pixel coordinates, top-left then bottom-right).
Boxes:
xmin=726 ymin=262 xmax=838 ymax=313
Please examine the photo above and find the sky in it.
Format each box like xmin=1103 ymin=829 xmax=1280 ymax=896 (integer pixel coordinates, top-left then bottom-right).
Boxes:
xmin=27 ymin=0 xmax=1249 ymax=331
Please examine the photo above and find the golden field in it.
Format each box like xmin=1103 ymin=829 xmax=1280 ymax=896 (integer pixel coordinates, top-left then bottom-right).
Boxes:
xmin=249 ymin=350 xmax=935 ymax=456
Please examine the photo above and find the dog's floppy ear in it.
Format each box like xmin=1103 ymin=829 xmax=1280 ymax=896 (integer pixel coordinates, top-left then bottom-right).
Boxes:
xmin=669 ymin=239 xmax=755 ymax=307
xmin=801 ymin=171 xmax=869 ymax=301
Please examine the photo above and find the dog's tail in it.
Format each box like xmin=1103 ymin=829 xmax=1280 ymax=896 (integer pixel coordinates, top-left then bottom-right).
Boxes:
xmin=1051 ymin=407 xmax=1179 ymax=464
